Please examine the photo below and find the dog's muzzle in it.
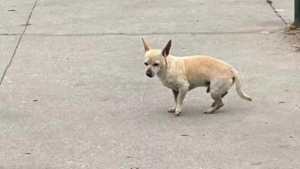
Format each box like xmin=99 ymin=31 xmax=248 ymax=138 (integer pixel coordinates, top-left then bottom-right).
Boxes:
xmin=146 ymin=69 xmax=154 ymax=78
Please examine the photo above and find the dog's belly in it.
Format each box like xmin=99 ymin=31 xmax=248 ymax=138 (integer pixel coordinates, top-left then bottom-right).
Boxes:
xmin=188 ymin=81 xmax=208 ymax=91
xmin=159 ymin=77 xmax=208 ymax=91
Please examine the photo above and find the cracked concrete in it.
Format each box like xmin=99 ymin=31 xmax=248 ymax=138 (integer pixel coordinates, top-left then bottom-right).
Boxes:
xmin=0 ymin=0 xmax=37 ymax=85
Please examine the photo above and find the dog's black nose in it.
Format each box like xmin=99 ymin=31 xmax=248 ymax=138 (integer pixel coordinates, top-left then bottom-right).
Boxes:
xmin=146 ymin=70 xmax=153 ymax=77
xmin=146 ymin=71 xmax=151 ymax=76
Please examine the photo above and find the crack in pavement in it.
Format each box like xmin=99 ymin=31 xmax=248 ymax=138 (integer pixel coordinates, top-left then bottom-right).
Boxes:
xmin=0 ymin=0 xmax=38 ymax=86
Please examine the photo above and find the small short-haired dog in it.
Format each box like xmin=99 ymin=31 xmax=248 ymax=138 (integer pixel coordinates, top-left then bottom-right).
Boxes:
xmin=142 ymin=39 xmax=252 ymax=116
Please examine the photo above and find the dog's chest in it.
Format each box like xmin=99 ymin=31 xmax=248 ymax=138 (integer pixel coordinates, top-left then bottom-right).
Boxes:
xmin=159 ymin=75 xmax=179 ymax=90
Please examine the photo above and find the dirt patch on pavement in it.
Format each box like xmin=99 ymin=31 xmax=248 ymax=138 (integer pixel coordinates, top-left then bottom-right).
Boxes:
xmin=284 ymin=27 xmax=300 ymax=51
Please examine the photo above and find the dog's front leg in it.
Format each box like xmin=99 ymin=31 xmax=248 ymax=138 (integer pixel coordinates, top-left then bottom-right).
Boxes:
xmin=175 ymin=85 xmax=189 ymax=116
xmin=168 ymin=90 xmax=178 ymax=113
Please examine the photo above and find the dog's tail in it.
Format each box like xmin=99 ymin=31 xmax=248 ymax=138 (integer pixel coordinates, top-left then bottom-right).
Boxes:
xmin=232 ymin=69 xmax=252 ymax=101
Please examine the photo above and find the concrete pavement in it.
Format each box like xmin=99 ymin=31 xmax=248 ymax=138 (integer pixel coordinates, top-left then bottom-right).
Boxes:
xmin=1 ymin=0 xmax=300 ymax=169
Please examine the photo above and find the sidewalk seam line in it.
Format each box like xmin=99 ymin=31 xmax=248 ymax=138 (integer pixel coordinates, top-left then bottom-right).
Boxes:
xmin=0 ymin=0 xmax=38 ymax=86
xmin=0 ymin=29 xmax=281 ymax=37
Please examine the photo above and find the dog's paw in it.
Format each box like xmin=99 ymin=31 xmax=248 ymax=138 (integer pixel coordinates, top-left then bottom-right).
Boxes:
xmin=168 ymin=107 xmax=176 ymax=113
xmin=175 ymin=110 xmax=182 ymax=116
xmin=204 ymin=108 xmax=214 ymax=114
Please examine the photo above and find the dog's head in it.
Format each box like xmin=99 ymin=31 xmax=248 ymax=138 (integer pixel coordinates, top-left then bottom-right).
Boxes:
xmin=142 ymin=38 xmax=172 ymax=78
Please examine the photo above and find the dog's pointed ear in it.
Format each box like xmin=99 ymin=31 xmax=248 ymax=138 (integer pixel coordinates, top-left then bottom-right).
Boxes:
xmin=162 ymin=40 xmax=172 ymax=57
xmin=142 ymin=38 xmax=150 ymax=52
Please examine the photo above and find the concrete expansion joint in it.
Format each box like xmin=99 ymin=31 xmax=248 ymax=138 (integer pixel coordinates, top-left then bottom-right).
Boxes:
xmin=0 ymin=0 xmax=38 ymax=86
xmin=0 ymin=29 xmax=281 ymax=37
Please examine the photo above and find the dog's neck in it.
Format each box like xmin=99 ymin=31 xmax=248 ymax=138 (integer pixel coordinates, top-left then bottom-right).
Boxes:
xmin=157 ymin=55 xmax=175 ymax=78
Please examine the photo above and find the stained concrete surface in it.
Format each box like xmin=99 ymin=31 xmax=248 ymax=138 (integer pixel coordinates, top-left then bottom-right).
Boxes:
xmin=0 ymin=0 xmax=299 ymax=169
xmin=0 ymin=0 xmax=36 ymax=34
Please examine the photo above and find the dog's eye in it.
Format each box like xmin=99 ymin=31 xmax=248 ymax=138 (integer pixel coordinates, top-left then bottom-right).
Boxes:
xmin=144 ymin=62 xmax=149 ymax=66
xmin=153 ymin=63 xmax=159 ymax=66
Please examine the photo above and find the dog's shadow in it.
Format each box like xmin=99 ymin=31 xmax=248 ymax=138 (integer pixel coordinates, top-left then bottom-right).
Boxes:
xmin=188 ymin=108 xmax=224 ymax=117
xmin=177 ymin=105 xmax=232 ymax=118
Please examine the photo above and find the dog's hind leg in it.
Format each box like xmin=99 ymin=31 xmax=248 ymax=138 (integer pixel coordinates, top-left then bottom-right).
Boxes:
xmin=211 ymin=92 xmax=228 ymax=107
xmin=204 ymin=93 xmax=224 ymax=114
xmin=168 ymin=89 xmax=178 ymax=113
xmin=205 ymin=79 xmax=233 ymax=114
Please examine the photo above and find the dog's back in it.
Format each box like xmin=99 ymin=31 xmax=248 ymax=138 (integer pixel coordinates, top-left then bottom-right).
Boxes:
xmin=182 ymin=55 xmax=235 ymax=84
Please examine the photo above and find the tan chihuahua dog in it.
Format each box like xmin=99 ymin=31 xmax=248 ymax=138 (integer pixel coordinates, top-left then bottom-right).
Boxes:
xmin=142 ymin=39 xmax=252 ymax=116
